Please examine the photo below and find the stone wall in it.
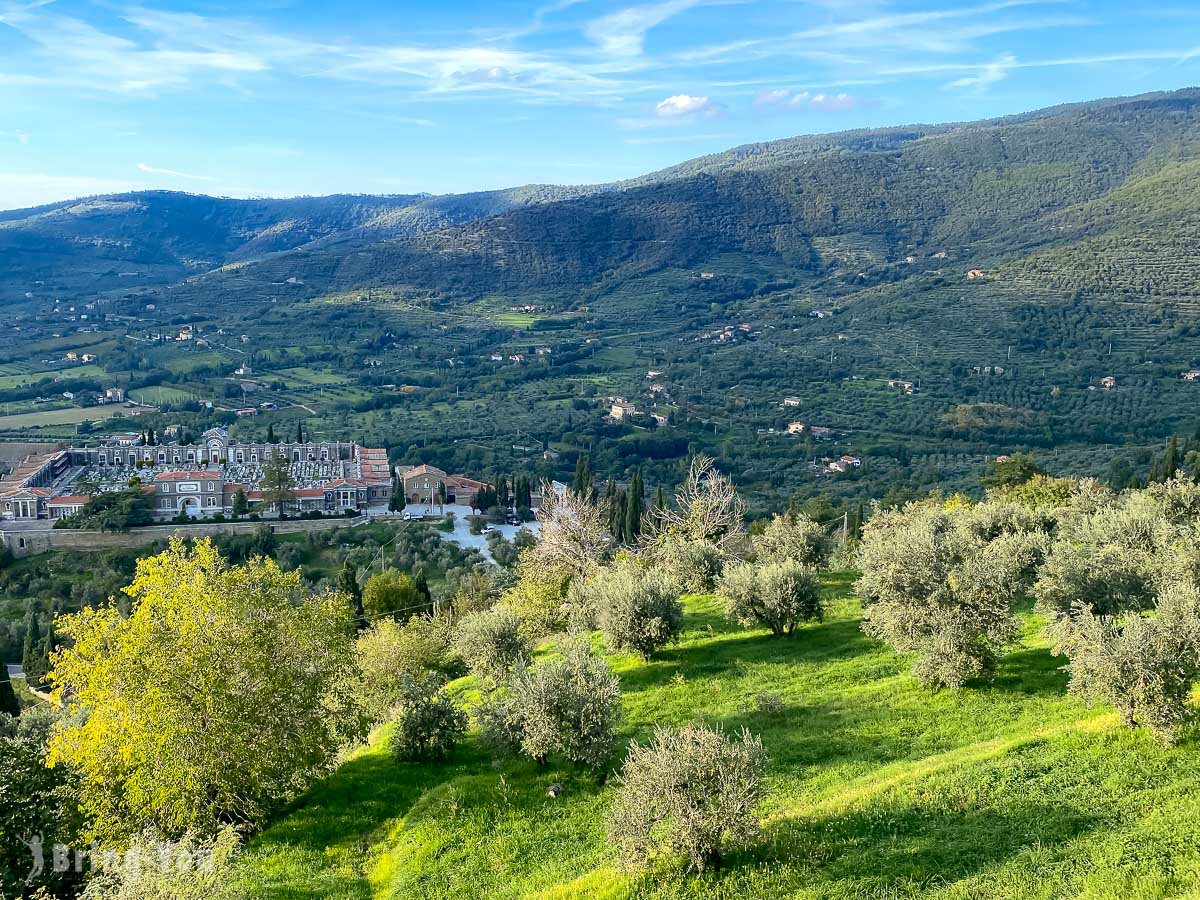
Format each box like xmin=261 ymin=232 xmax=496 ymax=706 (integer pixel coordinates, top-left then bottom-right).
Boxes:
xmin=0 ymin=516 xmax=367 ymax=557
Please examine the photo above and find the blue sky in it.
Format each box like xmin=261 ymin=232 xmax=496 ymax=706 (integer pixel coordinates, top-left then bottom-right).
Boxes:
xmin=1 ymin=0 xmax=1199 ymax=209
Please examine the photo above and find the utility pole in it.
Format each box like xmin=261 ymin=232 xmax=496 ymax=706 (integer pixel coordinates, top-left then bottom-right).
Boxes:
xmin=840 ymin=511 xmax=849 ymax=547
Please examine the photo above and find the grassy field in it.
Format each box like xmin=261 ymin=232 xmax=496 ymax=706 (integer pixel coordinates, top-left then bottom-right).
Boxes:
xmin=0 ymin=404 xmax=155 ymax=429
xmin=0 ymin=362 xmax=106 ymax=389
xmin=129 ymin=385 xmax=197 ymax=405
xmin=237 ymin=577 xmax=1200 ymax=900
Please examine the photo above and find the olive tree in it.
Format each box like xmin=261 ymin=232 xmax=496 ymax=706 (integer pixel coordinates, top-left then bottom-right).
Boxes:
xmin=585 ymin=565 xmax=683 ymax=659
xmin=1049 ymin=578 xmax=1200 ymax=743
xmin=609 ymin=724 xmax=766 ymax=873
xmin=719 ymin=559 xmax=822 ymax=636
xmin=452 ymin=606 xmax=531 ymax=687
xmin=857 ymin=504 xmax=1043 ymax=689
xmin=389 ymin=674 xmax=467 ymax=762
xmin=80 ymin=828 xmax=242 ymax=900
xmin=1034 ymin=502 xmax=1163 ymax=619
xmin=477 ymin=642 xmax=620 ymax=768
xmin=751 ymin=513 xmax=831 ymax=567
xmin=354 ymin=614 xmax=458 ymax=723
xmin=651 ymin=537 xmax=727 ymax=594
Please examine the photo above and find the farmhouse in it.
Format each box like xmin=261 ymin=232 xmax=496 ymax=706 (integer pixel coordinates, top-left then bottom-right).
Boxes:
xmin=395 ymin=463 xmax=489 ymax=508
xmin=782 ymin=397 xmax=802 ymax=408
xmin=609 ymin=399 xmax=637 ymax=421
xmin=1182 ymin=369 xmax=1200 ymax=382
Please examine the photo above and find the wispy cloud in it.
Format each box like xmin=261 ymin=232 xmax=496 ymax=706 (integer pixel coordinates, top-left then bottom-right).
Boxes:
xmin=137 ymin=162 xmax=213 ymax=181
xmin=585 ymin=0 xmax=702 ymax=57
xmin=1 ymin=129 xmax=31 ymax=144
xmin=947 ymin=54 xmax=1016 ymax=89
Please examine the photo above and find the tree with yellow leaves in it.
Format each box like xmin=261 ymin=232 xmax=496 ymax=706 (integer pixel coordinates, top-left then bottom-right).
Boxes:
xmin=47 ymin=537 xmax=362 ymax=842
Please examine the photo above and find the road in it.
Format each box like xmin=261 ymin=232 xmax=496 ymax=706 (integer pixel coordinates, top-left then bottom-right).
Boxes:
xmin=400 ymin=503 xmax=539 ymax=562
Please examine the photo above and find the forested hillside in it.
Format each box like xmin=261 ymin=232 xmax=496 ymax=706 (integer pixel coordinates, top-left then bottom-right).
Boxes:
xmin=6 ymin=90 xmax=1200 ymax=510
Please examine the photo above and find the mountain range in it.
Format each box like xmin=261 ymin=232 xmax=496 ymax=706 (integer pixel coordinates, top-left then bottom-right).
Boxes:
xmin=5 ymin=88 xmax=1200 ymax=312
xmin=6 ymin=88 xmax=1200 ymax=502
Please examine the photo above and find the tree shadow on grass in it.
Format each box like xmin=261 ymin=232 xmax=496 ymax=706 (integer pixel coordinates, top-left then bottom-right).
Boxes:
xmin=987 ymin=646 xmax=1069 ymax=697
xmin=619 ymin=617 xmax=878 ymax=695
xmin=242 ymin=740 xmax=503 ymax=899
xmin=748 ymin=800 xmax=1099 ymax=892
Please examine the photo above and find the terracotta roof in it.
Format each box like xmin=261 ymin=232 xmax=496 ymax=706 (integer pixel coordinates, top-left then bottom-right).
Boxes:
xmin=448 ymin=476 xmax=489 ymax=490
xmin=3 ymin=486 xmax=53 ymax=498
xmin=48 ymin=495 xmax=90 ymax=505
xmin=294 ymin=488 xmax=326 ymax=498
xmin=400 ymin=464 xmax=446 ymax=479
xmin=154 ymin=470 xmax=222 ymax=481
xmin=323 ymin=478 xmax=371 ymax=490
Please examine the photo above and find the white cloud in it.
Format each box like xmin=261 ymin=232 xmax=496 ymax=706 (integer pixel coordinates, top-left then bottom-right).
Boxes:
xmin=137 ymin=163 xmax=213 ymax=181
xmin=754 ymin=88 xmax=861 ymax=112
xmin=1 ymin=130 xmax=31 ymax=144
xmin=655 ymin=93 xmax=717 ymax=116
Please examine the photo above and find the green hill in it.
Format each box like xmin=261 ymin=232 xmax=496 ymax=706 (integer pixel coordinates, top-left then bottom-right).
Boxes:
xmin=236 ymin=581 xmax=1200 ymax=899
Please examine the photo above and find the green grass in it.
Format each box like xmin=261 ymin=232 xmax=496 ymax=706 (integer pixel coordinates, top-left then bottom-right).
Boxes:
xmin=0 ymin=363 xmax=106 ymax=389
xmin=129 ymin=385 xmax=197 ymax=405
xmin=237 ymin=576 xmax=1200 ymax=899
xmin=0 ymin=404 xmax=155 ymax=428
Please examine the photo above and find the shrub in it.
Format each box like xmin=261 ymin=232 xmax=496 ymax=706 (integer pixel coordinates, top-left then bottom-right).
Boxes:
xmin=451 ymin=569 xmax=504 ymax=616
xmin=719 ymin=559 xmax=822 ymax=636
xmin=389 ymin=674 xmax=467 ymax=762
xmin=751 ymin=514 xmax=830 ymax=567
xmin=1049 ymin=585 xmax=1200 ymax=743
xmin=2 ymin=707 xmax=85 ymax=900
xmin=479 ymin=642 xmax=620 ymax=768
xmin=501 ymin=572 xmax=571 ymax=639
xmin=80 ymin=828 xmax=242 ymax=900
xmin=362 ymin=568 xmax=430 ymax=621
xmin=354 ymin=615 xmax=458 ymax=722
xmin=857 ymin=505 xmax=1042 ymax=689
xmin=653 ymin=537 xmax=726 ymax=594
xmin=609 ymin=724 xmax=766 ymax=873
xmin=453 ymin=607 xmax=531 ymax=687
xmin=587 ymin=566 xmax=683 ymax=659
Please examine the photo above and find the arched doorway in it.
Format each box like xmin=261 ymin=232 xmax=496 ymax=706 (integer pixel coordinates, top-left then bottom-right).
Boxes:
xmin=180 ymin=497 xmax=201 ymax=518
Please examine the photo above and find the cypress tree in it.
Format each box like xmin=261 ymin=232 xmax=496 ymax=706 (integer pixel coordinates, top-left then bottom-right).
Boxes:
xmin=414 ymin=571 xmax=432 ymax=610
xmin=604 ymin=480 xmax=619 ymax=539
xmin=624 ymin=469 xmax=645 ymax=542
xmin=1164 ymin=436 xmax=1179 ymax=481
xmin=0 ymin=664 xmax=19 ymax=717
xmin=572 ymin=455 xmax=593 ymax=498
xmin=267 ymin=424 xmax=277 ymax=443
xmin=296 ymin=421 xmax=304 ymax=443
xmin=21 ymin=609 xmax=49 ymax=687
xmin=339 ymin=559 xmax=367 ymax=631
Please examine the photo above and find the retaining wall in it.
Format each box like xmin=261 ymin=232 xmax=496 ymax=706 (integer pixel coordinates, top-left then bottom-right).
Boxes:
xmin=0 ymin=516 xmax=368 ymax=557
